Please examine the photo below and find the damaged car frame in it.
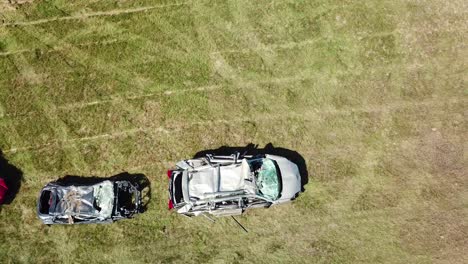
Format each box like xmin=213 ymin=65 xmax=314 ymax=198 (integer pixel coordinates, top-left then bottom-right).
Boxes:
xmin=37 ymin=179 xmax=142 ymax=224
xmin=168 ymin=152 xmax=302 ymax=217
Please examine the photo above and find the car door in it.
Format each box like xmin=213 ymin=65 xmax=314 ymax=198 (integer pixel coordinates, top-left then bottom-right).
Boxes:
xmin=210 ymin=198 xmax=243 ymax=217
xmin=245 ymin=197 xmax=271 ymax=209
xmin=52 ymin=216 xmax=72 ymax=224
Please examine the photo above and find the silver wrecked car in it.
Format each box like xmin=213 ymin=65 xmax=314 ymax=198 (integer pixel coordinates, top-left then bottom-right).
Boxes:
xmin=37 ymin=178 xmax=142 ymax=224
xmin=168 ymin=153 xmax=302 ymax=217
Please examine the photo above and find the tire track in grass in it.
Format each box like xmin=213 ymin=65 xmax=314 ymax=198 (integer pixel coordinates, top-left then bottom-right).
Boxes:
xmin=0 ymin=15 xmax=435 ymax=117
xmin=1 ymin=2 xmax=189 ymax=27
xmin=17 ymin=20 xmax=156 ymax=122
xmin=2 ymin=74 xmax=309 ymax=119
xmin=3 ymin=0 xmax=201 ymax=115
xmin=0 ymin=39 xmax=122 ymax=57
xmin=20 ymin=26 xmax=145 ymax=90
xmin=3 ymin=63 xmax=467 ymax=120
xmin=191 ymin=1 xmax=244 ymax=87
xmin=0 ymin=29 xmax=397 ymax=58
xmin=0 ymin=74 xmax=321 ymax=118
xmin=224 ymin=0 xmax=276 ymax=65
xmin=0 ymin=20 xmax=196 ymax=58
xmin=22 ymin=122 xmax=466 ymax=192
xmin=1 ymin=5 xmax=198 ymax=129
xmin=0 ymin=55 xmax=66 ymax=170
xmin=0 ymin=37 xmax=316 ymax=58
xmin=27 ymin=5 xmax=211 ymax=149
xmin=1 ymin=11 xmax=195 ymax=60
xmin=0 ymin=0 xmax=313 ymax=53
xmin=209 ymin=30 xmax=395 ymax=55
xmin=17 ymin=26 xmax=163 ymax=170
xmin=5 ymin=12 xmax=407 ymax=112
xmin=3 ymin=97 xmax=464 ymax=154
xmin=2 ymin=10 xmax=208 ymax=119
xmin=6 ymin=13 xmax=150 ymax=168
xmin=0 ymin=117 xmax=38 ymax=173
xmin=59 ymin=75 xmax=310 ymax=110
xmin=0 ymin=1 xmax=197 ymax=67
xmin=4 ymin=34 xmax=88 ymax=170
xmin=210 ymin=39 xmax=319 ymax=55
xmin=0 ymin=0 xmax=453 ymax=58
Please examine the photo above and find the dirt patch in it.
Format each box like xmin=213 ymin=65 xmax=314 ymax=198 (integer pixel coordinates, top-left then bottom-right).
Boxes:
xmin=0 ymin=0 xmax=34 ymax=12
xmin=400 ymin=209 xmax=467 ymax=263
xmin=0 ymin=3 xmax=15 ymax=12
xmin=352 ymin=186 xmax=400 ymax=211
xmin=422 ymin=131 xmax=465 ymax=179
xmin=134 ymin=100 xmax=163 ymax=126
xmin=379 ymin=127 xmax=465 ymax=187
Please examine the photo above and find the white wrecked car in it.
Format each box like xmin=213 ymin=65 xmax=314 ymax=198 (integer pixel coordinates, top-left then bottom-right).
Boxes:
xmin=168 ymin=153 xmax=302 ymax=217
xmin=37 ymin=179 xmax=142 ymax=224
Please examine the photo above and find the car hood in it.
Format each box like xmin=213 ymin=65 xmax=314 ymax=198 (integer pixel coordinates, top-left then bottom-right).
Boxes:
xmin=266 ymin=155 xmax=301 ymax=200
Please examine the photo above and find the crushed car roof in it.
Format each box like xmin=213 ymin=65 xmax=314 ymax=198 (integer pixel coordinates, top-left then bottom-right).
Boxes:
xmin=187 ymin=159 xmax=252 ymax=200
xmin=51 ymin=181 xmax=114 ymax=220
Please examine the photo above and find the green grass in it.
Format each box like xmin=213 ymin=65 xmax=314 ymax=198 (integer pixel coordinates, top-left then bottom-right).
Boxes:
xmin=0 ymin=0 xmax=466 ymax=263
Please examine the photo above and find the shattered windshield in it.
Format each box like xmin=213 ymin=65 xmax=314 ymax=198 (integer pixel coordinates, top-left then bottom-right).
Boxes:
xmin=248 ymin=158 xmax=281 ymax=200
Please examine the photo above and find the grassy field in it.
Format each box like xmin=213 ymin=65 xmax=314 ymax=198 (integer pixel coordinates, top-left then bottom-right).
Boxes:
xmin=0 ymin=0 xmax=466 ymax=263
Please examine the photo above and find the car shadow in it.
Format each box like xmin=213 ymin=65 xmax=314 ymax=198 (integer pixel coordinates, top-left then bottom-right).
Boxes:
xmin=0 ymin=150 xmax=24 ymax=205
xmin=193 ymin=143 xmax=309 ymax=192
xmin=55 ymin=172 xmax=151 ymax=213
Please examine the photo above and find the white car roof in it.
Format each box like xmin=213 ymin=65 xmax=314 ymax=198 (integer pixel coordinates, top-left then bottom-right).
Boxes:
xmin=183 ymin=159 xmax=252 ymax=200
